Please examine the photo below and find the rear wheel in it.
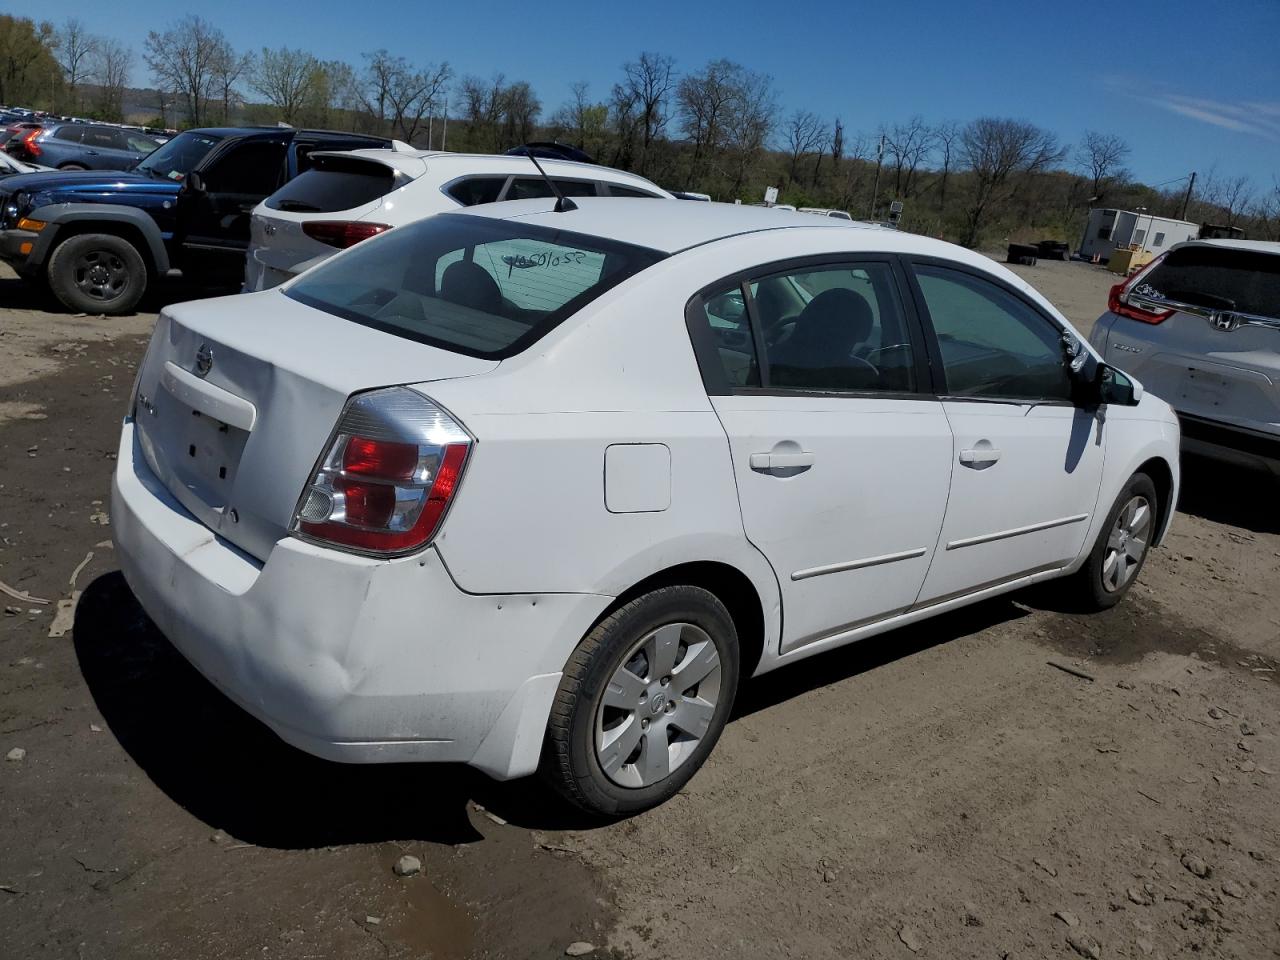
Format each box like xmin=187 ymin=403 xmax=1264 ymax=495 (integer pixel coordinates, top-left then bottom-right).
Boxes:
xmin=1063 ymin=473 xmax=1157 ymax=610
xmin=46 ymin=233 xmax=148 ymax=315
xmin=542 ymin=585 xmax=739 ymax=816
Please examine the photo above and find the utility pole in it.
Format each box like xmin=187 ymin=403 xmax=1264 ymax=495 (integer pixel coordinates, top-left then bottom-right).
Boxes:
xmin=869 ymin=132 xmax=885 ymax=221
xmin=441 ymin=98 xmax=448 ymax=151
xmin=1179 ymin=171 xmax=1196 ymax=222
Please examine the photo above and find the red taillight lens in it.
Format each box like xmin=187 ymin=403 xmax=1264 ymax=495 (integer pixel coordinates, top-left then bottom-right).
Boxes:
xmin=19 ymin=128 xmax=41 ymax=157
xmin=1108 ymin=253 xmax=1172 ymax=324
xmin=301 ymin=221 xmax=391 ymax=249
xmin=293 ymin=388 xmax=472 ymax=556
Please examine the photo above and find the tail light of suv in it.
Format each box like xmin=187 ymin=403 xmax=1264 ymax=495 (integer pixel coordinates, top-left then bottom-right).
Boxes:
xmin=16 ymin=128 xmax=42 ymax=158
xmin=1107 ymin=253 xmax=1172 ymax=324
xmin=291 ymin=387 xmax=472 ymax=556
xmin=302 ymin=221 xmax=391 ymax=249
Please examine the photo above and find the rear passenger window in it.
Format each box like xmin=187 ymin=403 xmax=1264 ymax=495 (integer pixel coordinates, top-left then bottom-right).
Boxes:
xmin=605 ymin=184 xmax=660 ymax=198
xmin=506 ymin=178 xmax=598 ymax=200
xmin=446 ymin=176 xmax=507 ymax=206
xmin=696 ymin=285 xmax=759 ymax=388
xmin=55 ymin=126 xmax=85 ymax=144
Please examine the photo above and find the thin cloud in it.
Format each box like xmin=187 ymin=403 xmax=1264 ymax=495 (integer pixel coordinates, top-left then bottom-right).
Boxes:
xmin=1142 ymin=92 xmax=1280 ymax=141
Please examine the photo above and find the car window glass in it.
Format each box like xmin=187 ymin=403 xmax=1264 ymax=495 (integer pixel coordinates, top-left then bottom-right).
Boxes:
xmin=695 ymin=284 xmax=760 ymax=388
xmin=56 ymin=125 xmax=85 ymax=144
xmin=914 ymin=264 xmax=1071 ymax=401
xmin=446 ymin=176 xmax=507 ymax=206
xmin=605 ymin=184 xmax=660 ymax=198
xmin=82 ymin=126 xmax=119 ymax=149
xmin=203 ymin=141 xmax=287 ymax=195
xmin=1136 ymin=245 xmax=1280 ymax=319
xmin=506 ymin=177 xmax=598 ymax=200
xmin=469 ymin=239 xmax=609 ymax=311
xmin=755 ymin=263 xmax=916 ymax=393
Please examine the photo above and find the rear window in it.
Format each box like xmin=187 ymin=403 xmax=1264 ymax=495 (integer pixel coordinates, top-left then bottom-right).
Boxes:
xmin=445 ymin=176 xmax=507 ymax=206
xmin=1139 ymin=246 xmax=1280 ymax=318
xmin=285 ymin=214 xmax=665 ymax=358
xmin=266 ymin=157 xmax=404 ymax=213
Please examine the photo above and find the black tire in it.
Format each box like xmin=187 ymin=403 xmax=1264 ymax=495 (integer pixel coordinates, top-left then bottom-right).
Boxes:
xmin=46 ymin=232 xmax=148 ymax=315
xmin=1063 ymin=472 xmax=1158 ymax=611
xmin=541 ymin=585 xmax=739 ymax=817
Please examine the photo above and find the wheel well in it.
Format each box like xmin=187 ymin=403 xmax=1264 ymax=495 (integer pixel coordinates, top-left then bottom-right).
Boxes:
xmin=1136 ymin=456 xmax=1175 ymax=543
xmin=47 ymin=221 xmax=157 ymax=277
xmin=599 ymin=562 xmax=766 ymax=681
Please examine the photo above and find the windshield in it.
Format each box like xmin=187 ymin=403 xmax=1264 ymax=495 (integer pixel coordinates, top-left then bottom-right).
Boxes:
xmin=1138 ymin=246 xmax=1280 ymax=318
xmin=134 ymin=131 xmax=223 ymax=182
xmin=285 ymin=214 xmax=665 ymax=359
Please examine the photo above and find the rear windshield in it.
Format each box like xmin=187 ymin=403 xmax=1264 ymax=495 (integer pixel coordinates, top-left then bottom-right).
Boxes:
xmin=1140 ymin=245 xmax=1280 ymax=318
xmin=285 ymin=214 xmax=665 ymax=358
xmin=266 ymin=157 xmax=403 ymax=213
xmin=134 ymin=131 xmax=222 ymax=182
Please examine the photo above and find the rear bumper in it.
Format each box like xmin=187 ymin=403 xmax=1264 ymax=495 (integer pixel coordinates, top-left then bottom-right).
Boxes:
xmin=111 ymin=419 xmax=609 ymax=778
xmin=1179 ymin=414 xmax=1280 ymax=474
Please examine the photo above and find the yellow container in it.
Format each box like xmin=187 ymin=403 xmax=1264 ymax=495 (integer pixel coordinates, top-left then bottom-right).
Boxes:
xmin=1108 ymin=247 xmax=1156 ymax=275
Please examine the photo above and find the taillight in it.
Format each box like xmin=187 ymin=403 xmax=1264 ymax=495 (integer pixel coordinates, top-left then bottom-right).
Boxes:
xmin=291 ymin=387 xmax=472 ymax=556
xmin=19 ymin=128 xmax=41 ymax=158
xmin=301 ymin=221 xmax=391 ymax=249
xmin=1108 ymin=253 xmax=1172 ymax=324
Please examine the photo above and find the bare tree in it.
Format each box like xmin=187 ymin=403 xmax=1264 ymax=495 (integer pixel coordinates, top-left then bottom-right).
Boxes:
xmin=360 ymin=50 xmax=450 ymax=144
xmin=500 ymin=80 xmax=540 ymax=147
xmin=209 ymin=38 xmax=250 ymax=124
xmin=250 ymin=47 xmax=318 ymax=124
xmin=830 ymin=118 xmax=845 ymax=175
xmin=92 ymin=39 xmax=131 ymax=121
xmin=1199 ymin=172 xmax=1255 ymax=229
xmin=144 ymin=16 xmax=229 ymax=126
xmin=616 ymin=52 xmax=674 ymax=175
xmin=959 ymin=117 xmax=1064 ymax=246
xmin=883 ymin=116 xmax=935 ymax=198
xmin=54 ymin=18 xmax=98 ymax=112
xmin=460 ymin=74 xmax=509 ymax=152
xmin=550 ymin=81 xmax=609 ymax=159
xmin=1076 ymin=131 xmax=1130 ymax=202
xmin=724 ymin=69 xmax=777 ymax=196
xmin=784 ymin=109 xmax=825 ymax=183
xmin=932 ymin=120 xmax=961 ymax=212
xmin=676 ymin=59 xmax=741 ymax=187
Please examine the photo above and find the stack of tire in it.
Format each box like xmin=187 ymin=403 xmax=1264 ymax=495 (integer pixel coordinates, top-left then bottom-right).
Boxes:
xmin=1006 ymin=243 xmax=1038 ymax=266
xmin=1036 ymin=240 xmax=1070 ymax=261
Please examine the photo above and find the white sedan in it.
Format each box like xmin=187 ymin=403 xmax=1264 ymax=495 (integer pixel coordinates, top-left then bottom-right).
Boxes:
xmin=113 ymin=199 xmax=1180 ymax=815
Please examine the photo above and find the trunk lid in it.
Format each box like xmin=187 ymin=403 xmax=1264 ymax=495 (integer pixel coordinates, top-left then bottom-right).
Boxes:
xmin=132 ymin=289 xmax=496 ymax=561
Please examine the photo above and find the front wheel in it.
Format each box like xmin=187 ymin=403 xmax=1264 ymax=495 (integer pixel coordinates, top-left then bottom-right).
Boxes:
xmin=46 ymin=233 xmax=148 ymax=315
xmin=1063 ymin=472 xmax=1158 ymax=610
xmin=541 ymin=585 xmax=739 ymax=816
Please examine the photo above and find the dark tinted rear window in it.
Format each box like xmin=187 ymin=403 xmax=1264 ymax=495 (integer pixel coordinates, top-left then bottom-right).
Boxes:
xmin=266 ymin=157 xmax=402 ymax=213
xmin=445 ymin=176 xmax=507 ymax=206
xmin=605 ymin=184 xmax=661 ymax=198
xmin=285 ymin=214 xmax=665 ymax=359
xmin=1140 ymin=246 xmax=1280 ymax=318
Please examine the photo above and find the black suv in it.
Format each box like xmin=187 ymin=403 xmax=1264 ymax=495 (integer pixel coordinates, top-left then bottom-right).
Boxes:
xmin=0 ymin=126 xmax=392 ymax=314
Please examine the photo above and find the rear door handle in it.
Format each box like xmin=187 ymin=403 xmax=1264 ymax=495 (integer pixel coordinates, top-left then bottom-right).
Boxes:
xmin=749 ymin=451 xmax=815 ymax=474
xmin=959 ymin=447 xmax=1002 ymax=466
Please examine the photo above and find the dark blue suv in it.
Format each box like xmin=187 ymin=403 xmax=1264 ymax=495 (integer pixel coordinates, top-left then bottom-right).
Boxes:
xmin=0 ymin=126 xmax=391 ymax=314
xmin=6 ymin=122 xmax=162 ymax=170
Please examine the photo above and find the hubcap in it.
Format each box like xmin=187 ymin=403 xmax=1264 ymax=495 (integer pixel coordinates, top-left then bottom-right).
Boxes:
xmin=73 ymin=250 xmax=130 ymax=302
xmin=1102 ymin=495 xmax=1151 ymax=592
xmin=595 ymin=622 xmax=723 ymax=788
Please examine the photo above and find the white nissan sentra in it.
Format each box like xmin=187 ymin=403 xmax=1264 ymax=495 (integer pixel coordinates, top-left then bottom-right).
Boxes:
xmin=112 ymin=198 xmax=1180 ymax=815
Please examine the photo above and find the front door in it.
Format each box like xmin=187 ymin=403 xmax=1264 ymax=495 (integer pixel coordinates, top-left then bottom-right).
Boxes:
xmin=691 ymin=259 xmax=952 ymax=653
xmin=180 ymin=138 xmax=288 ymax=280
xmin=906 ymin=261 xmax=1106 ymax=604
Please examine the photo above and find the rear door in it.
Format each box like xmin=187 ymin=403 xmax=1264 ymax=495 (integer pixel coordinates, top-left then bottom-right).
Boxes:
xmin=689 ymin=256 xmax=952 ymax=653
xmin=905 ymin=260 xmax=1106 ymax=604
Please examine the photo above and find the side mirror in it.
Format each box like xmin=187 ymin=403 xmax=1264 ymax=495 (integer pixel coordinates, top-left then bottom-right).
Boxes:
xmin=1098 ymin=365 xmax=1142 ymax=406
xmin=186 ymin=171 xmax=205 ymax=193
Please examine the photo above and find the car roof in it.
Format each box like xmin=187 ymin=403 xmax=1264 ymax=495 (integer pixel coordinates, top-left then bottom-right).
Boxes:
xmin=308 ymin=149 xmax=672 ymax=194
xmin=186 ymin=127 xmax=390 ymax=143
xmin=451 ymin=196 xmax=896 ymax=254
xmin=1177 ymin=238 xmax=1280 ymax=256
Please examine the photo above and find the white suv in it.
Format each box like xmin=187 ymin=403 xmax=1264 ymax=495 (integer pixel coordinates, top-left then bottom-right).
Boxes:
xmin=1090 ymin=239 xmax=1280 ymax=475
xmin=243 ymin=150 xmax=672 ymax=291
xmin=114 ymin=200 xmax=1179 ymax=816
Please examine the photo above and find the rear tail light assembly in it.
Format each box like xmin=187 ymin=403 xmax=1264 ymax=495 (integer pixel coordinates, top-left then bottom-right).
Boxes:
xmin=291 ymin=387 xmax=472 ymax=556
xmin=1107 ymin=252 xmax=1172 ymax=324
xmin=301 ymin=220 xmax=391 ymax=249
xmin=18 ymin=128 xmax=42 ymax=158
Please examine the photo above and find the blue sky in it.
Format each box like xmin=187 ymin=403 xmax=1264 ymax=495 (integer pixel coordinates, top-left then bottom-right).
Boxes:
xmin=13 ymin=0 xmax=1279 ymax=187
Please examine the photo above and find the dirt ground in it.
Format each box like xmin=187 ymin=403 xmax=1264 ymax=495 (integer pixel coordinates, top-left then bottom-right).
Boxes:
xmin=1 ymin=258 xmax=1277 ymax=960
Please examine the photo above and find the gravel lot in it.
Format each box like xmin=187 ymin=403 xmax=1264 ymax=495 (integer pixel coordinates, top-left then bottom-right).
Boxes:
xmin=1 ymin=258 xmax=1277 ymax=960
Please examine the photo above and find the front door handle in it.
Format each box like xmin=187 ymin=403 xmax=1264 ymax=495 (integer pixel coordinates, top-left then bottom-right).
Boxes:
xmin=750 ymin=450 xmax=815 ymax=474
xmin=959 ymin=446 xmax=1002 ymax=467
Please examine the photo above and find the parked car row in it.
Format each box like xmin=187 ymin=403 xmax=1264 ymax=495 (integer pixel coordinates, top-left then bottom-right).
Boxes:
xmin=5 ymin=121 xmax=164 ymax=171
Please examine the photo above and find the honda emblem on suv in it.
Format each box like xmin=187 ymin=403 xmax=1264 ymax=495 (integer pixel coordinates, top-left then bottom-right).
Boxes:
xmin=195 ymin=343 xmax=214 ymax=377
xmin=1209 ymin=312 xmax=1240 ymax=332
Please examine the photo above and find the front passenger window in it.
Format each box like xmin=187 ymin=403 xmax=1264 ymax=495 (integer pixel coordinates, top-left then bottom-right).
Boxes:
xmin=914 ymin=265 xmax=1072 ymax=402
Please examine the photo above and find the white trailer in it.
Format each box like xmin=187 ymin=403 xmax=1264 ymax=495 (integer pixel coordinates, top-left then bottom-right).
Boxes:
xmin=1079 ymin=208 xmax=1199 ymax=262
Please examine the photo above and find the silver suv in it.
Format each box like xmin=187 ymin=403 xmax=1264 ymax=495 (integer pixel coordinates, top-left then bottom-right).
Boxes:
xmin=1090 ymin=239 xmax=1280 ymax=474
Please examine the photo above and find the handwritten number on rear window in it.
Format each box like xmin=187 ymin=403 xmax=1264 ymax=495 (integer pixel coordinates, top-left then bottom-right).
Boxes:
xmin=502 ymin=250 xmax=588 ymax=275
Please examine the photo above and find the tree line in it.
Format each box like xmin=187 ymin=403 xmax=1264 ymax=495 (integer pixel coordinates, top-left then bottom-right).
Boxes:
xmin=2 ymin=13 xmax=1276 ymax=248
